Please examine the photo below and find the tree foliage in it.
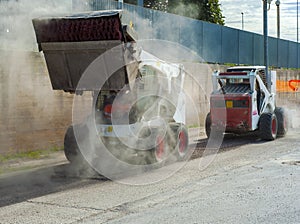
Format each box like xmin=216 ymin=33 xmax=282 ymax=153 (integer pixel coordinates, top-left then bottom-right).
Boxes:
xmin=143 ymin=0 xmax=225 ymax=25
xmin=144 ymin=0 xmax=168 ymax=11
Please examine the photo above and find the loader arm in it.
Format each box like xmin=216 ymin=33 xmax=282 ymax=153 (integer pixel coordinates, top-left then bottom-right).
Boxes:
xmin=256 ymin=75 xmax=275 ymax=114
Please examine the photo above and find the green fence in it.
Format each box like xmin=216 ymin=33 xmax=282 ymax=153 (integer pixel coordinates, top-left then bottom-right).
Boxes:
xmin=75 ymin=0 xmax=300 ymax=68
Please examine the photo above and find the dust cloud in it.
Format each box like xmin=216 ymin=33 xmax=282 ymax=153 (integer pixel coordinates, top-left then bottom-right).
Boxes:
xmin=0 ymin=1 xmax=95 ymax=195
xmin=0 ymin=0 xmax=78 ymax=154
xmin=0 ymin=0 xmax=72 ymax=51
xmin=276 ymin=70 xmax=300 ymax=130
xmin=69 ymin=37 xmax=214 ymax=184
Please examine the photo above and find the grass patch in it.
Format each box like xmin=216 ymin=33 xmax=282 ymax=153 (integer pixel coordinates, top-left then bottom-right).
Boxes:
xmin=188 ymin=124 xmax=200 ymax=129
xmin=0 ymin=146 xmax=63 ymax=163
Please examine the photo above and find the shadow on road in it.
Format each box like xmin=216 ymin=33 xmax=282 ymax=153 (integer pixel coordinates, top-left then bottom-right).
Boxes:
xmin=0 ymin=163 xmax=106 ymax=207
xmin=190 ymin=133 xmax=266 ymax=159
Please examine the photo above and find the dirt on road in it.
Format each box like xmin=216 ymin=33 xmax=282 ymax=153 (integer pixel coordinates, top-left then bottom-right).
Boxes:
xmin=0 ymin=129 xmax=299 ymax=224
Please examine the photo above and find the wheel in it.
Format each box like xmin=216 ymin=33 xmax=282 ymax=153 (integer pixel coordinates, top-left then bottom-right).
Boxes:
xmin=205 ymin=112 xmax=211 ymax=138
xmin=151 ymin=124 xmax=179 ymax=163
xmin=64 ymin=125 xmax=80 ymax=163
xmin=64 ymin=125 xmax=88 ymax=165
xmin=175 ymin=125 xmax=189 ymax=161
xmin=205 ymin=112 xmax=224 ymax=139
xmin=275 ymin=107 xmax=288 ymax=137
xmin=152 ymin=124 xmax=189 ymax=164
xmin=259 ymin=113 xmax=278 ymax=141
xmin=153 ymin=132 xmax=168 ymax=163
xmin=64 ymin=124 xmax=99 ymax=177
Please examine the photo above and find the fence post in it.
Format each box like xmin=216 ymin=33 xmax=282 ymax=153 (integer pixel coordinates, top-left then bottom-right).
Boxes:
xmin=138 ymin=0 xmax=144 ymax=7
xmin=118 ymin=0 xmax=123 ymax=9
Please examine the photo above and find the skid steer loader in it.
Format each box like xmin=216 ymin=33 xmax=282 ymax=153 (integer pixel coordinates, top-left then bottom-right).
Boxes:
xmin=205 ymin=66 xmax=288 ymax=140
xmin=32 ymin=10 xmax=190 ymax=170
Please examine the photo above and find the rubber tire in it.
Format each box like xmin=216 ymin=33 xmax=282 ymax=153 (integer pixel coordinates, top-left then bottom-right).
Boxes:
xmin=64 ymin=125 xmax=86 ymax=165
xmin=175 ymin=125 xmax=189 ymax=161
xmin=205 ymin=112 xmax=224 ymax=140
xmin=152 ymin=123 xmax=189 ymax=164
xmin=205 ymin=112 xmax=211 ymax=138
xmin=259 ymin=113 xmax=278 ymax=141
xmin=152 ymin=128 xmax=171 ymax=165
xmin=154 ymin=132 xmax=166 ymax=163
xmin=275 ymin=107 xmax=288 ymax=137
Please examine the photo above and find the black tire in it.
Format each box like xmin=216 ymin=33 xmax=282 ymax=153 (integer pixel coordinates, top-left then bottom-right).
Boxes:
xmin=205 ymin=112 xmax=211 ymax=138
xmin=153 ymin=129 xmax=169 ymax=164
xmin=205 ymin=112 xmax=224 ymax=140
xmin=174 ymin=125 xmax=189 ymax=161
xmin=64 ymin=125 xmax=86 ymax=165
xmin=64 ymin=125 xmax=100 ymax=177
xmin=259 ymin=113 xmax=278 ymax=141
xmin=275 ymin=107 xmax=288 ymax=137
xmin=152 ymin=123 xmax=189 ymax=164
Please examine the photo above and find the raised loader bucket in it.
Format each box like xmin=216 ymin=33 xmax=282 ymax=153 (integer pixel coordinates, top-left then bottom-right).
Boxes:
xmin=32 ymin=10 xmax=136 ymax=92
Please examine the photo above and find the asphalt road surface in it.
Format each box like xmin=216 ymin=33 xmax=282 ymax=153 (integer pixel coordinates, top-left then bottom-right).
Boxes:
xmin=0 ymin=129 xmax=299 ymax=224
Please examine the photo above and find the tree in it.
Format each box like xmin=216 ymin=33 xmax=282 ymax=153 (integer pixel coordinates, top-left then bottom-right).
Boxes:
xmin=143 ymin=0 xmax=225 ymax=25
xmin=207 ymin=0 xmax=225 ymax=25
xmin=124 ymin=0 xmax=138 ymax=5
xmin=144 ymin=0 xmax=168 ymax=11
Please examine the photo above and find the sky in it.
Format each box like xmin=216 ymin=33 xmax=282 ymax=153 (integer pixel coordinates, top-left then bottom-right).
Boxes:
xmin=219 ymin=0 xmax=299 ymax=42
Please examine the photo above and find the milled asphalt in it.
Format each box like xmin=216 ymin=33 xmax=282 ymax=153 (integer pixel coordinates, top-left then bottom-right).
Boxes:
xmin=0 ymin=129 xmax=299 ymax=224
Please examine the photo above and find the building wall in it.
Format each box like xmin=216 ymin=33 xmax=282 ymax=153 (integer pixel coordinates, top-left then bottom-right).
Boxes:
xmin=0 ymin=51 xmax=78 ymax=154
xmin=0 ymin=51 xmax=299 ymax=154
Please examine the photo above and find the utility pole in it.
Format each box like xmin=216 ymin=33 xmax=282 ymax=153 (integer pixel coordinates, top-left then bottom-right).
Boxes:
xmin=297 ymin=0 xmax=299 ymax=42
xmin=297 ymin=0 xmax=299 ymax=69
xmin=263 ymin=0 xmax=272 ymax=91
xmin=275 ymin=0 xmax=280 ymax=39
xmin=241 ymin=12 xmax=244 ymax=30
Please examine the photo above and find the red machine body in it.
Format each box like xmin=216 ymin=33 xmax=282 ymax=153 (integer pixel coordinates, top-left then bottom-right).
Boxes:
xmin=210 ymin=94 xmax=252 ymax=133
xmin=206 ymin=66 xmax=287 ymax=141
